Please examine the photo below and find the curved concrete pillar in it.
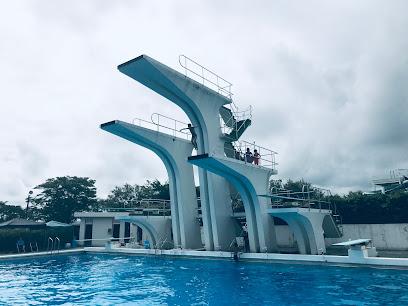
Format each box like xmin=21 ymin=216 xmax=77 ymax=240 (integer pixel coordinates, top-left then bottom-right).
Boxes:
xmin=101 ymin=120 xmax=202 ymax=250
xmin=188 ymin=154 xmax=279 ymax=253
xmin=118 ymin=55 xmax=237 ymax=251
xmin=116 ymin=216 xmax=172 ymax=249
xmin=267 ymin=207 xmax=331 ymax=254
xmin=277 ymin=216 xmax=311 ymax=254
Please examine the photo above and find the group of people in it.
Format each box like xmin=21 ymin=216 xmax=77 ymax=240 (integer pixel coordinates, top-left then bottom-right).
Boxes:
xmin=235 ymin=148 xmax=260 ymax=165
xmin=180 ymin=123 xmax=260 ymax=166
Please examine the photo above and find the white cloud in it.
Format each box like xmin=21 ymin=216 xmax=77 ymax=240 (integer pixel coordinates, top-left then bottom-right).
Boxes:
xmin=1 ymin=0 xmax=407 ymax=206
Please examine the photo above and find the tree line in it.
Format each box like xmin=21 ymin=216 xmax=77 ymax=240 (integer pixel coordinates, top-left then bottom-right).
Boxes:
xmin=1 ymin=176 xmax=407 ymax=225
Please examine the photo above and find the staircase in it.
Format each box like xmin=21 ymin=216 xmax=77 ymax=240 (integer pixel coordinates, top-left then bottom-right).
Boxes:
xmin=219 ymin=105 xmax=252 ymax=142
xmin=323 ymin=214 xmax=343 ymax=238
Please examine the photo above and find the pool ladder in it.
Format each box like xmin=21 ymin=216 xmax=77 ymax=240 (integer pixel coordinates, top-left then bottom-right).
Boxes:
xmin=47 ymin=237 xmax=60 ymax=254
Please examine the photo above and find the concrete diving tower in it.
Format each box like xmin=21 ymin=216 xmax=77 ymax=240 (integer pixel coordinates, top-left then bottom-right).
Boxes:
xmin=188 ymin=153 xmax=279 ymax=253
xmin=100 ymin=120 xmax=202 ymax=250
xmin=117 ymin=55 xmax=241 ymax=251
xmin=261 ymin=193 xmax=342 ymax=255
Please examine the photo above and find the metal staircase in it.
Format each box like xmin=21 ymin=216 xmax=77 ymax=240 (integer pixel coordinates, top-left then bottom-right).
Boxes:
xmin=219 ymin=105 xmax=252 ymax=142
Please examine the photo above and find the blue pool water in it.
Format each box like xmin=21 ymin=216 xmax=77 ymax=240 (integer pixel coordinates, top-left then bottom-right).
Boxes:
xmin=1 ymin=254 xmax=408 ymax=305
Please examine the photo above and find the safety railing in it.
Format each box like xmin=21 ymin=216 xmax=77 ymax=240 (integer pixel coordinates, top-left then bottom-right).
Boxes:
xmin=102 ymin=199 xmax=171 ymax=217
xmin=268 ymin=185 xmax=342 ymax=233
xmin=46 ymin=237 xmax=60 ymax=254
xmin=212 ymin=140 xmax=278 ymax=170
xmin=179 ymin=54 xmax=233 ymax=98
xmin=269 ymin=185 xmax=332 ymax=210
xmin=231 ymin=196 xmax=245 ymax=214
xmin=155 ymin=238 xmax=175 ymax=251
xmin=47 ymin=237 xmax=53 ymax=253
xmin=55 ymin=237 xmax=60 ymax=253
xmin=220 ymin=104 xmax=252 ymax=138
xmin=132 ymin=114 xmax=190 ymax=140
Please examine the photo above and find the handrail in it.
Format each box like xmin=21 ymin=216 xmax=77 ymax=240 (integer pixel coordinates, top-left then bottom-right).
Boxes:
xmin=54 ymin=237 xmax=60 ymax=253
xmin=47 ymin=237 xmax=53 ymax=253
xmin=132 ymin=115 xmax=190 ymax=140
xmin=212 ymin=141 xmax=278 ymax=170
xmin=221 ymin=105 xmax=253 ymax=138
xmin=179 ymin=54 xmax=233 ymax=98
xmin=100 ymin=199 xmax=171 ymax=216
xmin=151 ymin=113 xmax=190 ymax=136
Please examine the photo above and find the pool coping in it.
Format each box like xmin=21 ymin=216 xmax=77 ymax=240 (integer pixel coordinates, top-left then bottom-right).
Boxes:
xmin=0 ymin=248 xmax=85 ymax=260
xmin=2 ymin=247 xmax=408 ymax=269
xmin=85 ymin=247 xmax=408 ymax=269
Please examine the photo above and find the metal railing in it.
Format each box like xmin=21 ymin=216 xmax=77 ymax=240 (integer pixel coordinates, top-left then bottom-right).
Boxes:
xmin=220 ymin=104 xmax=252 ymax=138
xmin=179 ymin=54 xmax=233 ymax=98
xmin=102 ymin=199 xmax=171 ymax=217
xmin=132 ymin=114 xmax=190 ymax=140
xmin=269 ymin=185 xmax=332 ymax=210
xmin=212 ymin=140 xmax=278 ymax=170
xmin=47 ymin=237 xmax=60 ymax=254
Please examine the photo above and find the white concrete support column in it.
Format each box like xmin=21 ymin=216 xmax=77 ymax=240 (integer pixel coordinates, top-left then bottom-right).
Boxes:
xmin=78 ymin=218 xmax=86 ymax=246
xmin=189 ymin=154 xmax=279 ymax=253
xmin=119 ymin=221 xmax=126 ymax=243
xmin=117 ymin=55 xmax=237 ymax=251
xmin=116 ymin=216 xmax=173 ymax=249
xmin=101 ymin=120 xmax=202 ymax=250
xmin=267 ymin=208 xmax=331 ymax=255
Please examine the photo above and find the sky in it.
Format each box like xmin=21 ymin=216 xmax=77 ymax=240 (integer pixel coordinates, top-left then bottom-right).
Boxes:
xmin=1 ymin=1 xmax=407 ymax=207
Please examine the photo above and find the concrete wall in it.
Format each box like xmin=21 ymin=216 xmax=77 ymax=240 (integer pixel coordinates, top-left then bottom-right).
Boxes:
xmin=92 ymin=218 xmax=114 ymax=247
xmin=276 ymin=223 xmax=408 ymax=251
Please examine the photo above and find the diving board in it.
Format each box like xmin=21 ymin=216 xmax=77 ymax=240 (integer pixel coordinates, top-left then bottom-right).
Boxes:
xmin=333 ymin=239 xmax=372 ymax=247
xmin=333 ymin=239 xmax=377 ymax=258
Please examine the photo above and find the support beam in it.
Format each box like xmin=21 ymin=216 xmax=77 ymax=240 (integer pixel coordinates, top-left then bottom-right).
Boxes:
xmin=101 ymin=120 xmax=202 ymax=250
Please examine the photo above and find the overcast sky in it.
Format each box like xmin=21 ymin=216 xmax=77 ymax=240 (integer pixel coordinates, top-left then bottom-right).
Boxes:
xmin=1 ymin=1 xmax=407 ymax=207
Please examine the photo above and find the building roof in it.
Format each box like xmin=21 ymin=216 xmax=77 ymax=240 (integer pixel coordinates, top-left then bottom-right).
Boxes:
xmin=0 ymin=217 xmax=46 ymax=228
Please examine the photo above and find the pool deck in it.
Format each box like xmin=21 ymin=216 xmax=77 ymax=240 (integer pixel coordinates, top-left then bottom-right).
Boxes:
xmin=2 ymin=247 xmax=408 ymax=269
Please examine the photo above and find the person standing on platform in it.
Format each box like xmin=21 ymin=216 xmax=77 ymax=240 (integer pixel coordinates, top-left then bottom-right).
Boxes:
xmin=180 ymin=123 xmax=198 ymax=150
xmin=253 ymin=149 xmax=260 ymax=165
xmin=245 ymin=148 xmax=253 ymax=163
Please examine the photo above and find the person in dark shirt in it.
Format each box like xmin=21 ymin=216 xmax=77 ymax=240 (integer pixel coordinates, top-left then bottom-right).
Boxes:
xmin=245 ymin=148 xmax=253 ymax=163
xmin=180 ymin=123 xmax=198 ymax=150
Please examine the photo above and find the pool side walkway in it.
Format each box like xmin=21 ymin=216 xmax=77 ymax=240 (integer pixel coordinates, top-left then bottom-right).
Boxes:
xmin=2 ymin=247 xmax=408 ymax=269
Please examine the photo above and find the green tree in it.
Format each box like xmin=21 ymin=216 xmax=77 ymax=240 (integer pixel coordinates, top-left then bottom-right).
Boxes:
xmin=32 ymin=176 xmax=97 ymax=223
xmin=269 ymin=179 xmax=312 ymax=193
xmin=0 ymin=201 xmax=25 ymax=221
xmin=103 ymin=183 xmax=142 ymax=208
xmin=102 ymin=180 xmax=170 ymax=209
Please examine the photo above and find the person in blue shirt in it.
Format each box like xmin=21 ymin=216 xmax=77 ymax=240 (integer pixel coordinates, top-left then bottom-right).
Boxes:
xmin=17 ymin=237 xmax=25 ymax=252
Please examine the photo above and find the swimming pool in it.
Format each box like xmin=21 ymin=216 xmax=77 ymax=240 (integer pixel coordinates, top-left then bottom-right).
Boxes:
xmin=1 ymin=254 xmax=408 ymax=305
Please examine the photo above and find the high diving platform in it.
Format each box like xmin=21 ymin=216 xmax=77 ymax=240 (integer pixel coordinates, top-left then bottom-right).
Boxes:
xmin=100 ymin=54 xmax=344 ymax=256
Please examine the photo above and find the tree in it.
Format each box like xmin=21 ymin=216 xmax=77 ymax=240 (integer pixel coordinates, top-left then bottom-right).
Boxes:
xmin=32 ymin=176 xmax=97 ymax=223
xmin=102 ymin=180 xmax=170 ymax=209
xmin=0 ymin=201 xmax=25 ymax=221
xmin=269 ymin=179 xmax=312 ymax=193
xmin=103 ymin=183 xmax=142 ymax=208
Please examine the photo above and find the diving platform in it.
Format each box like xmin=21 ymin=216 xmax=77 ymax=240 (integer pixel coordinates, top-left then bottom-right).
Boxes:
xmin=100 ymin=120 xmax=202 ymax=250
xmin=188 ymin=153 xmax=278 ymax=253
xmin=101 ymin=53 xmax=344 ymax=256
xmin=117 ymin=54 xmax=248 ymax=252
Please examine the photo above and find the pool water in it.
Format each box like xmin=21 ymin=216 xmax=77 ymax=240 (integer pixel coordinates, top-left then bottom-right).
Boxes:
xmin=1 ymin=254 xmax=408 ymax=305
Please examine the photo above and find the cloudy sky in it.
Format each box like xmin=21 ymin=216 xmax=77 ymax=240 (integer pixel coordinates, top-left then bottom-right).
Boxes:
xmin=1 ymin=1 xmax=407 ymax=207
